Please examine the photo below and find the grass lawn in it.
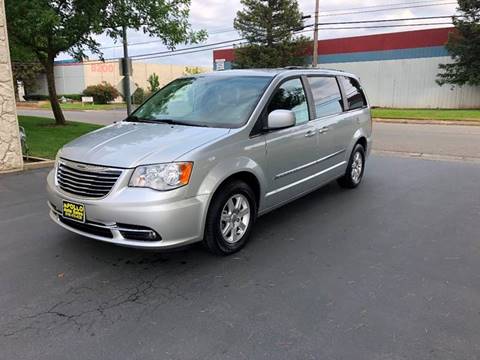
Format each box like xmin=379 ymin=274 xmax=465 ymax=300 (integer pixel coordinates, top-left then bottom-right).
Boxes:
xmin=39 ymin=102 xmax=126 ymax=111
xmin=19 ymin=116 xmax=102 ymax=159
xmin=371 ymin=108 xmax=480 ymax=121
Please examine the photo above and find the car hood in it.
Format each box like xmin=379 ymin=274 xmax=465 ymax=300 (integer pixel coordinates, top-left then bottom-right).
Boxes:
xmin=59 ymin=121 xmax=230 ymax=168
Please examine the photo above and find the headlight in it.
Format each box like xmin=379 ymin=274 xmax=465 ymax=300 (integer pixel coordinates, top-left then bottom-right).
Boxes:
xmin=129 ymin=162 xmax=193 ymax=191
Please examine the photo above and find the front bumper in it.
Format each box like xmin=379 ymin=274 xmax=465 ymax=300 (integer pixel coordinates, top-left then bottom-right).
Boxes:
xmin=46 ymin=170 xmax=209 ymax=249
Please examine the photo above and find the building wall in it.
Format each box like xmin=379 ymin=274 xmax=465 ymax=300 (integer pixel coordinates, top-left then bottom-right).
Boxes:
xmin=33 ymin=61 xmax=210 ymax=97
xmin=33 ymin=62 xmax=86 ymax=95
xmin=0 ymin=0 xmax=22 ymax=171
xmin=212 ymin=27 xmax=480 ymax=109
xmin=83 ymin=61 xmax=210 ymax=92
xmin=322 ymin=57 xmax=480 ymax=109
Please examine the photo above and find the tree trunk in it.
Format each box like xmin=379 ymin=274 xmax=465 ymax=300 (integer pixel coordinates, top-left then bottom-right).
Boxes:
xmin=44 ymin=58 xmax=66 ymax=125
xmin=266 ymin=0 xmax=273 ymax=47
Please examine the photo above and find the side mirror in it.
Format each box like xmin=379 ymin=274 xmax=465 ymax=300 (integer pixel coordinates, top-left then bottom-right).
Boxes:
xmin=267 ymin=109 xmax=296 ymax=129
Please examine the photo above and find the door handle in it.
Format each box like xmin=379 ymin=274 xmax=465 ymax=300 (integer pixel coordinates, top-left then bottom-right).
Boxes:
xmin=319 ymin=126 xmax=329 ymax=134
xmin=304 ymin=129 xmax=316 ymax=137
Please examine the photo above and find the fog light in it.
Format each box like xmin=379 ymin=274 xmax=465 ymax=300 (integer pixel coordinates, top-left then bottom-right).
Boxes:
xmin=117 ymin=224 xmax=161 ymax=242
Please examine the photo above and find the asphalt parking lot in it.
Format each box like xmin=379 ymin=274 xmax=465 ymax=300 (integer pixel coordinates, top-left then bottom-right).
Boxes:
xmin=1 ymin=155 xmax=480 ymax=360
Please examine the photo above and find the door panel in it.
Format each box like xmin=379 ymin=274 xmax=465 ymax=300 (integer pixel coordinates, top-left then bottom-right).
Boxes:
xmin=330 ymin=76 xmax=370 ymax=162
xmin=307 ymin=76 xmax=350 ymax=173
xmin=263 ymin=77 xmax=322 ymax=208
xmin=264 ymin=122 xmax=320 ymax=208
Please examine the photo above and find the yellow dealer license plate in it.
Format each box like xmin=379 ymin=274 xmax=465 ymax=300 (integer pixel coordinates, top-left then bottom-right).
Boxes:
xmin=62 ymin=201 xmax=85 ymax=223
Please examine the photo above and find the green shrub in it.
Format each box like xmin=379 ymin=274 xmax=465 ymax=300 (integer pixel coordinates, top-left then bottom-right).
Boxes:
xmin=132 ymin=87 xmax=148 ymax=105
xmin=147 ymin=73 xmax=160 ymax=93
xmin=83 ymin=82 xmax=120 ymax=104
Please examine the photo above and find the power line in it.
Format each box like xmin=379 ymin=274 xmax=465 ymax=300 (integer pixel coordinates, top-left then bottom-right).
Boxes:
xmin=97 ymin=1 xmax=457 ymax=50
xmin=133 ymin=22 xmax=453 ymax=61
xmin=314 ymin=2 xmax=457 ymax=17
xmin=304 ymin=0 xmax=455 ymax=14
xmin=107 ymin=15 xmax=457 ymax=57
xmin=318 ymin=15 xmax=459 ymax=26
xmin=128 ymin=38 xmax=244 ymax=60
xmin=125 ymin=23 xmax=455 ymax=61
xmin=29 ymin=17 xmax=452 ymax=66
xmin=316 ymin=22 xmax=453 ymax=31
xmin=132 ymin=42 xmax=249 ymax=61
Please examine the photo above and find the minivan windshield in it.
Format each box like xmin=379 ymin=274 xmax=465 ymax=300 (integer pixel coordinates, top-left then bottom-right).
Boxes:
xmin=132 ymin=75 xmax=272 ymax=128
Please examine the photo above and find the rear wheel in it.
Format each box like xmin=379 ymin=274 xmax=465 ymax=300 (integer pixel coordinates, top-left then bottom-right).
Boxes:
xmin=204 ymin=180 xmax=257 ymax=255
xmin=337 ymin=144 xmax=365 ymax=188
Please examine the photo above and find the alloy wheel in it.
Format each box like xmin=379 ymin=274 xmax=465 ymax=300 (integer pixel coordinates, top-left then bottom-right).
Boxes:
xmin=220 ymin=194 xmax=251 ymax=244
xmin=351 ymin=151 xmax=363 ymax=184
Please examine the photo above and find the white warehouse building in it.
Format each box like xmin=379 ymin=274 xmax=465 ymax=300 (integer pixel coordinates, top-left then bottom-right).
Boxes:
xmin=213 ymin=27 xmax=480 ymax=109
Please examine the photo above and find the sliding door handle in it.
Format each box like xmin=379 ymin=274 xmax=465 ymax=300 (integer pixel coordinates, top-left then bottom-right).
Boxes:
xmin=319 ymin=126 xmax=329 ymax=134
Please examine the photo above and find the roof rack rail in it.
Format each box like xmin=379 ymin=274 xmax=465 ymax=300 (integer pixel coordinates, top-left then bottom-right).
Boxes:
xmin=282 ymin=66 xmax=347 ymax=72
xmin=282 ymin=66 xmax=311 ymax=69
xmin=317 ymin=67 xmax=346 ymax=72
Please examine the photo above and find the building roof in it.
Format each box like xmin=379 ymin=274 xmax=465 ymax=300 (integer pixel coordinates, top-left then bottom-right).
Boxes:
xmin=213 ymin=27 xmax=455 ymax=63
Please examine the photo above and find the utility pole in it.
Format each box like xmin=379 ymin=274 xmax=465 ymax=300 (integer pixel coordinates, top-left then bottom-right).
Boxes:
xmin=122 ymin=25 xmax=132 ymax=116
xmin=312 ymin=0 xmax=320 ymax=67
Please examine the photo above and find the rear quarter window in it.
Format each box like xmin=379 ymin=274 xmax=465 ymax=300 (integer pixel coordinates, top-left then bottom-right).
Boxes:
xmin=307 ymin=76 xmax=344 ymax=118
xmin=339 ymin=76 xmax=367 ymax=110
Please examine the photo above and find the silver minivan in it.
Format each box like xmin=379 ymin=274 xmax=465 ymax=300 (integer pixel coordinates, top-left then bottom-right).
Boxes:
xmin=47 ymin=68 xmax=372 ymax=255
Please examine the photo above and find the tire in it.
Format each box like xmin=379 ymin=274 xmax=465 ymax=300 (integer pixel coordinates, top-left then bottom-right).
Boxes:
xmin=203 ymin=180 xmax=257 ymax=255
xmin=337 ymin=143 xmax=366 ymax=189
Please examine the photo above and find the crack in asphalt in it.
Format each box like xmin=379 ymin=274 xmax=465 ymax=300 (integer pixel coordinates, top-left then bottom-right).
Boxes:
xmin=2 ymin=255 xmax=196 ymax=338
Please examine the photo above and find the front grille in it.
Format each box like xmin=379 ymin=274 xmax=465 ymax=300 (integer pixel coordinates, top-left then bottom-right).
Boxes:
xmin=57 ymin=160 xmax=122 ymax=198
xmin=59 ymin=217 xmax=113 ymax=238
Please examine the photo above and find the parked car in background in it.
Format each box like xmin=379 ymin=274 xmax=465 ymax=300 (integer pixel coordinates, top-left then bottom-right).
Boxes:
xmin=47 ymin=68 xmax=372 ymax=255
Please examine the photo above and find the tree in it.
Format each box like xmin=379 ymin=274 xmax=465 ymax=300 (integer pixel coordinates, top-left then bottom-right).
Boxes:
xmin=10 ymin=42 xmax=43 ymax=101
xmin=233 ymin=0 xmax=309 ymax=68
xmin=147 ymin=73 xmax=160 ymax=93
xmin=437 ymin=1 xmax=480 ymax=86
xmin=6 ymin=0 xmax=206 ymax=125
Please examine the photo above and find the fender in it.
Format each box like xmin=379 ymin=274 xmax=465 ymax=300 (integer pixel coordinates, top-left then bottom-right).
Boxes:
xmin=195 ymin=156 xmax=267 ymax=230
xmin=346 ymin=127 xmax=370 ymax=159
xmin=197 ymin=155 xmax=267 ymax=199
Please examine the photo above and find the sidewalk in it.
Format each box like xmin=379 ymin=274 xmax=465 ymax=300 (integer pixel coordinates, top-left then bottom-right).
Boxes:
xmin=17 ymin=108 xmax=125 ymax=126
xmin=374 ymin=117 xmax=480 ymax=126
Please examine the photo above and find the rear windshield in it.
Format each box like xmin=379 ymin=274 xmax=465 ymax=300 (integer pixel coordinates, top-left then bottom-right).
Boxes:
xmin=133 ymin=76 xmax=272 ymax=128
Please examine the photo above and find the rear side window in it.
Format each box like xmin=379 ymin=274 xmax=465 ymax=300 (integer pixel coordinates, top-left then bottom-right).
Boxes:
xmin=268 ymin=78 xmax=309 ymax=125
xmin=307 ymin=77 xmax=343 ymax=118
xmin=339 ymin=76 xmax=367 ymax=110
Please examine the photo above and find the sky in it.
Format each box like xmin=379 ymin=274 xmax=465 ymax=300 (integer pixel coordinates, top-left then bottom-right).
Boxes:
xmin=58 ymin=0 xmax=459 ymax=68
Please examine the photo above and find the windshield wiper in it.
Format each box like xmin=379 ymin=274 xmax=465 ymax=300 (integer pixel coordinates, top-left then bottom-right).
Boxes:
xmin=124 ymin=115 xmax=158 ymax=123
xmin=125 ymin=116 xmax=209 ymax=127
xmin=154 ymin=119 xmax=209 ymax=127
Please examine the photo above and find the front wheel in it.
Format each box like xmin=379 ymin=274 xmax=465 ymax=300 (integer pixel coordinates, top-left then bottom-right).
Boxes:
xmin=337 ymin=144 xmax=365 ymax=188
xmin=203 ymin=180 xmax=257 ymax=255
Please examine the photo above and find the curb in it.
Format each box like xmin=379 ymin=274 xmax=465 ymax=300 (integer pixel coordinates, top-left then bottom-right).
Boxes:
xmin=23 ymin=157 xmax=55 ymax=170
xmin=0 ymin=157 xmax=55 ymax=175
xmin=373 ymin=150 xmax=480 ymax=163
xmin=373 ymin=118 xmax=480 ymax=126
